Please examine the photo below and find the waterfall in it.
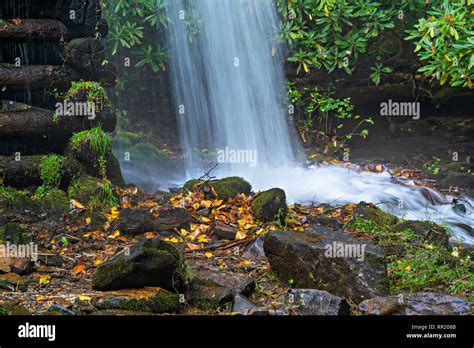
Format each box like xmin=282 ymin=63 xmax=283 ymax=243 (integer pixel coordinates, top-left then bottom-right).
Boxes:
xmin=165 ymin=0 xmax=473 ymax=245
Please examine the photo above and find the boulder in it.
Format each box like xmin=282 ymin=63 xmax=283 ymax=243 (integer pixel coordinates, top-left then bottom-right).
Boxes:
xmin=264 ymin=227 xmax=389 ymax=303
xmin=232 ymin=294 xmax=288 ymax=315
xmin=92 ymin=287 xmax=180 ymax=314
xmin=252 ymin=188 xmax=287 ymax=223
xmin=288 ymin=289 xmax=350 ymax=315
xmin=241 ymin=237 xmax=266 ymax=262
xmin=353 ymin=202 xmax=399 ymax=226
xmin=109 ymin=207 xmax=191 ymax=235
xmin=92 ymin=239 xmax=184 ymax=291
xmin=358 ymin=292 xmax=472 ymax=315
xmin=188 ymin=265 xmax=255 ymax=308
xmin=393 ymin=221 xmax=450 ymax=247
xmin=183 ymin=177 xmax=251 ymax=200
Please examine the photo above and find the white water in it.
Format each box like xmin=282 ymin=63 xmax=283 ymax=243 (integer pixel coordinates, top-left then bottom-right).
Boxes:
xmin=165 ymin=0 xmax=474 ymax=244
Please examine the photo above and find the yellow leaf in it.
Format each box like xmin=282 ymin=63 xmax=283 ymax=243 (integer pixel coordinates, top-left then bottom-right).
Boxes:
xmin=36 ymin=296 xmax=49 ymax=301
xmin=107 ymin=230 xmax=120 ymax=239
xmin=70 ymin=199 xmax=86 ymax=210
xmin=302 ymin=61 xmax=310 ymax=74
xmin=204 ymin=252 xmax=212 ymax=259
xmin=164 ymin=237 xmax=179 ymax=243
xmin=405 ymin=265 xmax=411 ymax=272
xmin=212 ymin=199 xmax=223 ymax=207
xmin=324 ymin=4 xmax=329 ymax=17
xmin=39 ymin=275 xmax=51 ymax=285
xmin=78 ymin=295 xmax=92 ymax=301
xmin=235 ymin=230 xmax=247 ymax=240
xmin=424 ymin=243 xmax=434 ymax=250
xmin=94 ymin=259 xmax=103 ymax=266
xmin=201 ymin=217 xmax=212 ymax=223
xmin=197 ymin=235 xmax=209 ymax=243
xmin=180 ymin=229 xmax=189 ymax=236
xmin=85 ymin=217 xmax=91 ymax=225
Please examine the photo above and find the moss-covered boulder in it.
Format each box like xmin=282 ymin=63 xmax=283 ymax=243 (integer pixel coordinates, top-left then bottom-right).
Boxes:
xmin=252 ymin=188 xmax=287 ymax=223
xmin=67 ymin=127 xmax=125 ymax=186
xmin=354 ymin=202 xmax=399 ymax=226
xmin=68 ymin=175 xmax=118 ymax=210
xmin=92 ymin=239 xmax=184 ymax=292
xmin=183 ymin=176 xmax=251 ymax=201
xmin=93 ymin=287 xmax=179 ymax=314
xmin=109 ymin=131 xmax=142 ymax=149
xmin=393 ymin=220 xmax=450 ymax=247
xmin=0 ymin=223 xmax=32 ymax=244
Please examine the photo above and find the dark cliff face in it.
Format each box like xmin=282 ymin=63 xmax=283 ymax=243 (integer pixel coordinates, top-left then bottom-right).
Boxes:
xmin=0 ymin=0 xmax=117 ymax=155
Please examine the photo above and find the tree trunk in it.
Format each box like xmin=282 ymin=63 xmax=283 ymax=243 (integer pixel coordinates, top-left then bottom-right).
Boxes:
xmin=0 ymin=19 xmax=67 ymax=42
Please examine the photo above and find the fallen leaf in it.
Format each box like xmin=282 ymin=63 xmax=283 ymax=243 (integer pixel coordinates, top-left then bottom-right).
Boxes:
xmin=73 ymin=265 xmax=86 ymax=275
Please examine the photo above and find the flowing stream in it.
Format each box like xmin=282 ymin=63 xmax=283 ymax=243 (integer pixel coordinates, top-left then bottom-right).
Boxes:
xmin=165 ymin=0 xmax=473 ymax=245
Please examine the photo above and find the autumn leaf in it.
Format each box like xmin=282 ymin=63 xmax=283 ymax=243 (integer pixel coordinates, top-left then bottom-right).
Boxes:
xmin=235 ymin=230 xmax=247 ymax=240
xmin=107 ymin=230 xmax=120 ymax=239
xmin=70 ymin=199 xmax=86 ymax=210
xmin=78 ymin=295 xmax=92 ymax=301
xmin=85 ymin=217 xmax=91 ymax=225
xmin=39 ymin=275 xmax=51 ymax=285
xmin=204 ymin=252 xmax=213 ymax=259
xmin=73 ymin=265 xmax=86 ymax=275
xmin=12 ymin=18 xmax=22 ymax=25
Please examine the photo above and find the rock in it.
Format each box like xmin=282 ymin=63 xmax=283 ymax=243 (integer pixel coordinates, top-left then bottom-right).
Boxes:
xmin=307 ymin=216 xmax=341 ymax=230
xmin=0 ymin=223 xmax=32 ymax=244
xmin=354 ymin=202 xmax=399 ymax=226
xmin=183 ymin=177 xmax=251 ymax=200
xmin=289 ymin=289 xmax=350 ymax=315
xmin=38 ymin=305 xmax=76 ymax=316
xmin=214 ymin=225 xmax=237 ymax=240
xmin=92 ymin=239 xmax=184 ymax=291
xmin=247 ymin=308 xmax=289 ymax=315
xmin=359 ymin=292 xmax=472 ymax=315
xmin=188 ymin=265 xmax=255 ymax=308
xmin=232 ymin=294 xmax=257 ymax=314
xmin=439 ymin=172 xmax=474 ymax=191
xmin=91 ymin=309 xmax=158 ymax=316
xmin=93 ymin=287 xmax=179 ymax=314
xmin=0 ymin=256 xmax=35 ymax=275
xmin=393 ymin=220 xmax=450 ymax=247
xmin=109 ymin=207 xmax=191 ymax=235
xmin=264 ymin=227 xmax=389 ymax=303
xmin=252 ymin=188 xmax=287 ymax=223
xmin=241 ymin=237 xmax=266 ymax=262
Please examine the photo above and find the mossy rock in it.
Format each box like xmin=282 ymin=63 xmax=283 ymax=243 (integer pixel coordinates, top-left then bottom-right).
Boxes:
xmin=92 ymin=239 xmax=184 ymax=292
xmin=252 ymin=188 xmax=287 ymax=223
xmin=67 ymin=127 xmax=125 ymax=186
xmin=40 ymin=189 xmax=70 ymax=216
xmin=93 ymin=287 xmax=179 ymax=314
xmin=109 ymin=131 xmax=142 ymax=149
xmin=68 ymin=175 xmax=118 ymax=210
xmin=183 ymin=177 xmax=252 ymax=201
xmin=0 ymin=223 xmax=32 ymax=244
xmin=354 ymin=202 xmax=399 ymax=226
xmin=393 ymin=220 xmax=450 ymax=247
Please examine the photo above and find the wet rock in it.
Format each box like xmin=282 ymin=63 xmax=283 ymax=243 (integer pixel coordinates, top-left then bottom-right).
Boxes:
xmin=288 ymin=289 xmax=350 ymax=315
xmin=264 ymin=227 xmax=389 ymax=303
xmin=93 ymin=287 xmax=179 ymax=314
xmin=109 ymin=207 xmax=191 ymax=235
xmin=252 ymin=188 xmax=287 ymax=223
xmin=354 ymin=202 xmax=399 ymax=226
xmin=92 ymin=239 xmax=183 ymax=291
xmin=439 ymin=172 xmax=474 ymax=191
xmin=393 ymin=220 xmax=450 ymax=247
xmin=0 ymin=256 xmax=35 ymax=275
xmin=307 ymin=216 xmax=341 ymax=230
xmin=188 ymin=265 xmax=255 ymax=308
xmin=246 ymin=308 xmax=289 ymax=315
xmin=241 ymin=237 xmax=266 ymax=262
xmin=214 ymin=225 xmax=237 ymax=240
xmin=37 ymin=255 xmax=63 ymax=267
xmin=232 ymin=294 xmax=257 ymax=314
xmin=358 ymin=292 xmax=472 ymax=315
xmin=183 ymin=177 xmax=251 ymax=200
xmin=38 ymin=305 xmax=76 ymax=316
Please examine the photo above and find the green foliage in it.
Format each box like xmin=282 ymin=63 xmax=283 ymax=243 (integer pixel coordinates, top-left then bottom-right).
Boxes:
xmin=39 ymin=155 xmax=64 ymax=189
xmin=406 ymin=0 xmax=473 ymax=88
xmin=350 ymin=218 xmax=473 ymax=298
xmin=103 ymin=0 xmax=168 ymax=71
xmin=288 ymin=83 xmax=373 ymax=147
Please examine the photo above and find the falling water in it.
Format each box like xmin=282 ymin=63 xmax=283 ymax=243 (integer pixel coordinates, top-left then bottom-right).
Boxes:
xmin=165 ymin=0 xmax=473 ymax=244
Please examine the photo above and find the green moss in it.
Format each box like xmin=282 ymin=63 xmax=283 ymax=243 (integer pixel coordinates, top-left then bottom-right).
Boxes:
xmin=92 ymin=258 xmax=131 ymax=290
xmin=252 ymin=188 xmax=287 ymax=223
xmin=0 ymin=223 xmax=31 ymax=244
xmin=65 ymin=81 xmax=109 ymax=112
xmin=94 ymin=289 xmax=179 ymax=314
xmin=109 ymin=131 xmax=142 ymax=148
xmin=39 ymin=155 xmax=64 ymax=188
xmin=125 ymin=143 xmax=172 ymax=162
xmin=68 ymin=175 xmax=118 ymax=210
xmin=183 ymin=177 xmax=251 ymax=201
xmin=353 ymin=203 xmax=399 ymax=226
xmin=0 ymin=185 xmax=30 ymax=209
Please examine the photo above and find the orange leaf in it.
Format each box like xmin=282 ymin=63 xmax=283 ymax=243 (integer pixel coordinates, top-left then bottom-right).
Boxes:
xmin=73 ymin=265 xmax=86 ymax=275
xmin=70 ymin=199 xmax=86 ymax=210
